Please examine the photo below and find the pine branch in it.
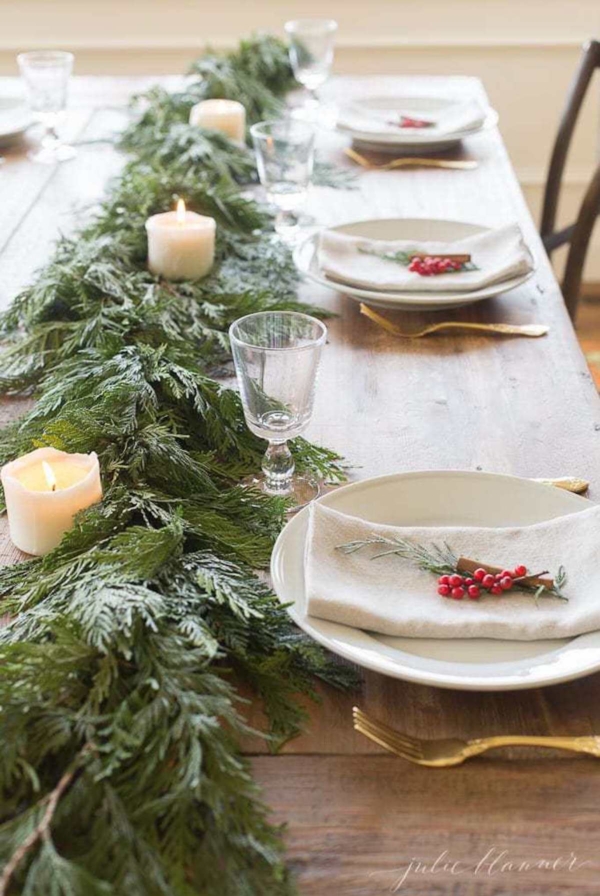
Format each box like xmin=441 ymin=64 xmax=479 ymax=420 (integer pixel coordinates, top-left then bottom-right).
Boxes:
xmin=0 ymin=744 xmax=94 ymax=896
xmin=0 ymin=32 xmax=357 ymax=895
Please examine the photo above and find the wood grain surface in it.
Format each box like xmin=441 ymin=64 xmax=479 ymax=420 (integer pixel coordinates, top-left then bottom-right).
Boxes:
xmin=2 ymin=75 xmax=600 ymax=894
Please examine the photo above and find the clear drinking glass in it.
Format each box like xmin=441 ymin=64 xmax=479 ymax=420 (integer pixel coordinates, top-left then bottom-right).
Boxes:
xmin=250 ymin=119 xmax=315 ymax=241
xmin=284 ymin=19 xmax=338 ymax=121
xmin=17 ymin=51 xmax=76 ymax=164
xmin=229 ymin=311 xmax=327 ymax=507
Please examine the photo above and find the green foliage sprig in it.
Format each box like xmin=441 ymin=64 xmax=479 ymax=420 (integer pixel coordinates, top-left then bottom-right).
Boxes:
xmin=0 ymin=34 xmax=357 ymax=895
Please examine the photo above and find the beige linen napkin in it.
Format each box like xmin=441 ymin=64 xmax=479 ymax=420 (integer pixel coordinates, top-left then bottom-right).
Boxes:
xmin=305 ymin=502 xmax=600 ymax=640
xmin=318 ymin=224 xmax=534 ymax=294
xmin=338 ymin=99 xmax=486 ymax=138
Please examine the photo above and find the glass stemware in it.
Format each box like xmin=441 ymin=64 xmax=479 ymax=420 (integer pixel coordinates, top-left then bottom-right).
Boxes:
xmin=284 ymin=18 xmax=338 ymax=122
xmin=250 ymin=119 xmax=315 ymax=241
xmin=229 ymin=311 xmax=327 ymax=508
xmin=17 ymin=51 xmax=76 ymax=164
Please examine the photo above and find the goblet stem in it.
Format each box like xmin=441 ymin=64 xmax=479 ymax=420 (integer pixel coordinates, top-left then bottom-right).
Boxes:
xmin=262 ymin=441 xmax=295 ymax=495
xmin=274 ymin=209 xmax=300 ymax=241
xmin=306 ymin=87 xmax=320 ymax=109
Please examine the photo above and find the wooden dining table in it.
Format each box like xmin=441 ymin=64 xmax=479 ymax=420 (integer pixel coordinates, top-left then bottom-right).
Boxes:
xmin=2 ymin=74 xmax=600 ymax=895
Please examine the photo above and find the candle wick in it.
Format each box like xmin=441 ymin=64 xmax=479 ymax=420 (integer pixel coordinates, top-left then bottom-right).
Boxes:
xmin=51 ymin=484 xmax=56 ymax=492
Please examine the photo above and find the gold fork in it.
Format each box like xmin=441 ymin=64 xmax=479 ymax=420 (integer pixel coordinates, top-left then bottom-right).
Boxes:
xmin=344 ymin=147 xmax=478 ymax=171
xmin=353 ymin=707 xmax=600 ymax=767
xmin=360 ymin=303 xmax=548 ymax=339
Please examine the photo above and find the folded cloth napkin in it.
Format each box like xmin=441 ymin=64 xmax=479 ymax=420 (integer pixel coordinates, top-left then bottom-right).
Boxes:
xmin=338 ymin=99 xmax=487 ymax=138
xmin=318 ymin=224 xmax=534 ymax=293
xmin=305 ymin=501 xmax=600 ymax=640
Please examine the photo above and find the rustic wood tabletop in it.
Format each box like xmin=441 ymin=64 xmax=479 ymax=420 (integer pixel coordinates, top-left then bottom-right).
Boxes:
xmin=2 ymin=75 xmax=600 ymax=895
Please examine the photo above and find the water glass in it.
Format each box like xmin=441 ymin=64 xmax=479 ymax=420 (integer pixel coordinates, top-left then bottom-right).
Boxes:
xmin=18 ymin=51 xmax=76 ymax=164
xmin=250 ymin=119 xmax=315 ymax=240
xmin=284 ymin=19 xmax=338 ymax=120
xmin=229 ymin=311 xmax=327 ymax=507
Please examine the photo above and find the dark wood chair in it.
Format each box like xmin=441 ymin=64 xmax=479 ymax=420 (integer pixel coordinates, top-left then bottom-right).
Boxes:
xmin=541 ymin=39 xmax=600 ymax=320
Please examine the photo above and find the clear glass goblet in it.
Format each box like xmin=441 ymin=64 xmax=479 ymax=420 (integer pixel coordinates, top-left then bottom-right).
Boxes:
xmin=17 ymin=51 xmax=76 ymax=164
xmin=284 ymin=19 xmax=338 ymax=123
xmin=250 ymin=119 xmax=315 ymax=242
xmin=229 ymin=311 xmax=327 ymax=508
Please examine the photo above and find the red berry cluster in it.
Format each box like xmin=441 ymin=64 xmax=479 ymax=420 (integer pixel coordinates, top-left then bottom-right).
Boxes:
xmin=398 ymin=115 xmax=432 ymax=129
xmin=408 ymin=255 xmax=464 ymax=276
xmin=437 ymin=565 xmax=527 ymax=601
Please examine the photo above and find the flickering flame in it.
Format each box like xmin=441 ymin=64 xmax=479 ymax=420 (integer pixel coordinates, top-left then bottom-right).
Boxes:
xmin=176 ymin=198 xmax=186 ymax=225
xmin=42 ymin=460 xmax=57 ymax=492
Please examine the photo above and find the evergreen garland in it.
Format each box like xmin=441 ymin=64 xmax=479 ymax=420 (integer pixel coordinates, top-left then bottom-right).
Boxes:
xmin=0 ymin=35 xmax=357 ymax=895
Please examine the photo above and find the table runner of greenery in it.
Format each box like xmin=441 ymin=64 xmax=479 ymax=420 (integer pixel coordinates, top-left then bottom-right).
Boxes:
xmin=0 ymin=35 xmax=355 ymax=895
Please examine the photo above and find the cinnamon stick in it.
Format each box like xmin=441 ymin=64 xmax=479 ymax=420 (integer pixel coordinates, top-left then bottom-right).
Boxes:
xmin=456 ymin=557 xmax=554 ymax=590
xmin=410 ymin=253 xmax=472 ymax=264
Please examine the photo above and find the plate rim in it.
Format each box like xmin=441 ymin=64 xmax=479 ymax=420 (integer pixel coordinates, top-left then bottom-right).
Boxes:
xmin=295 ymin=217 xmax=536 ymax=308
xmin=336 ymin=95 xmax=499 ymax=145
xmin=271 ymin=469 xmax=599 ymax=691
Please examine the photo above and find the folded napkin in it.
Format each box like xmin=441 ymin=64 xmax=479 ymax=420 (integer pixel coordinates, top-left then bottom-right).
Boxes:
xmin=305 ymin=502 xmax=600 ymax=640
xmin=338 ymin=99 xmax=486 ymax=138
xmin=318 ymin=224 xmax=533 ymax=293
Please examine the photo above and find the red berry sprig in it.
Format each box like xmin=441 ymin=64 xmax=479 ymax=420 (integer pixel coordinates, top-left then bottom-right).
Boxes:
xmin=397 ymin=115 xmax=435 ymax=129
xmin=437 ymin=565 xmax=530 ymax=601
xmin=408 ymin=255 xmax=465 ymax=276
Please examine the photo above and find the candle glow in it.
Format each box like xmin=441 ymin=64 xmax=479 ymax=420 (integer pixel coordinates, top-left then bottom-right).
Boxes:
xmin=1 ymin=447 xmax=103 ymax=556
xmin=42 ymin=460 xmax=57 ymax=491
xmin=145 ymin=201 xmax=216 ymax=281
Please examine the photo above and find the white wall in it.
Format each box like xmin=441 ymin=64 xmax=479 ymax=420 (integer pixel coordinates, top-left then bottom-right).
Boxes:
xmin=2 ymin=0 xmax=600 ymax=281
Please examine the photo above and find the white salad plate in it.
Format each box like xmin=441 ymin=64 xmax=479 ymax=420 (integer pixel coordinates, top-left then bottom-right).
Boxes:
xmin=271 ymin=470 xmax=599 ymax=691
xmin=0 ymin=96 xmax=32 ymax=145
xmin=337 ymin=95 xmax=498 ymax=153
xmin=294 ymin=218 xmax=535 ymax=312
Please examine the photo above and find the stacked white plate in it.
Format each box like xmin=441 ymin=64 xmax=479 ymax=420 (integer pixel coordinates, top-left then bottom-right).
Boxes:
xmin=337 ymin=95 xmax=498 ymax=154
xmin=295 ymin=218 xmax=535 ymax=312
xmin=0 ymin=96 xmax=32 ymax=147
xmin=271 ymin=471 xmax=599 ymax=691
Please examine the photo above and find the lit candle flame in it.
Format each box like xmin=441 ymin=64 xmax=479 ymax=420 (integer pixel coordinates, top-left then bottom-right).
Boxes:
xmin=42 ymin=460 xmax=57 ymax=492
xmin=176 ymin=198 xmax=186 ymax=225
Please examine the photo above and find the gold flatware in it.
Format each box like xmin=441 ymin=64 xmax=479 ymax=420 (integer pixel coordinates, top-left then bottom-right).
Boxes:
xmin=360 ymin=303 xmax=548 ymax=338
xmin=533 ymin=476 xmax=589 ymax=494
xmin=344 ymin=147 xmax=478 ymax=171
xmin=353 ymin=707 xmax=600 ymax=767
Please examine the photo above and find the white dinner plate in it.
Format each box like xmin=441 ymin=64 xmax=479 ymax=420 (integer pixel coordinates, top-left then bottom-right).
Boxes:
xmin=295 ymin=218 xmax=536 ymax=312
xmin=271 ymin=471 xmax=600 ymax=691
xmin=337 ymin=95 xmax=499 ymax=153
xmin=0 ymin=96 xmax=32 ymax=145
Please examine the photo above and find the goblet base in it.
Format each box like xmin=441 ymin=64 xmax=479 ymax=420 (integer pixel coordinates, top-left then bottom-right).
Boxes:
xmin=244 ymin=473 xmax=321 ymax=512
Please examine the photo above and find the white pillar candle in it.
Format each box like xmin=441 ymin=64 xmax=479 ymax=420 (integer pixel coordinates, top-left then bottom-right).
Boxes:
xmin=189 ymin=99 xmax=246 ymax=143
xmin=145 ymin=199 xmax=216 ymax=281
xmin=1 ymin=447 xmax=103 ymax=556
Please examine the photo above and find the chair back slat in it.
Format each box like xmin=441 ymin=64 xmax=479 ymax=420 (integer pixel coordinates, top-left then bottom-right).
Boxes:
xmin=540 ymin=39 xmax=600 ymax=320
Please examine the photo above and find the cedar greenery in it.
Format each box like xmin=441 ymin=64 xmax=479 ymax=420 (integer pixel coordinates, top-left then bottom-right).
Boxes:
xmin=0 ymin=34 xmax=357 ymax=895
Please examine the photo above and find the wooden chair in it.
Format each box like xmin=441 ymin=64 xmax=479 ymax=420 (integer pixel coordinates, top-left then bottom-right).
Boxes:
xmin=540 ymin=39 xmax=600 ymax=320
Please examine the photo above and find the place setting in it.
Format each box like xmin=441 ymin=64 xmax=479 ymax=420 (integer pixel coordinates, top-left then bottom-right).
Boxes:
xmin=295 ymin=216 xmax=536 ymax=311
xmin=271 ymin=469 xmax=600 ymax=692
xmin=336 ymin=93 xmax=499 ymax=154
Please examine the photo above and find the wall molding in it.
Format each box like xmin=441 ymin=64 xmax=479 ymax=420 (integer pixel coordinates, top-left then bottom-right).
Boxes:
xmin=0 ymin=37 xmax=590 ymax=53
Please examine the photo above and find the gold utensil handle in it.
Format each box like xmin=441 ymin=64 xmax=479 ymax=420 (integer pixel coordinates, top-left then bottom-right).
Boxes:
xmin=533 ymin=476 xmax=589 ymax=494
xmin=360 ymin=304 xmax=548 ymax=338
xmin=387 ymin=157 xmax=478 ymax=170
xmin=466 ymin=735 xmax=600 ymax=758
xmin=343 ymin=148 xmax=478 ymax=170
